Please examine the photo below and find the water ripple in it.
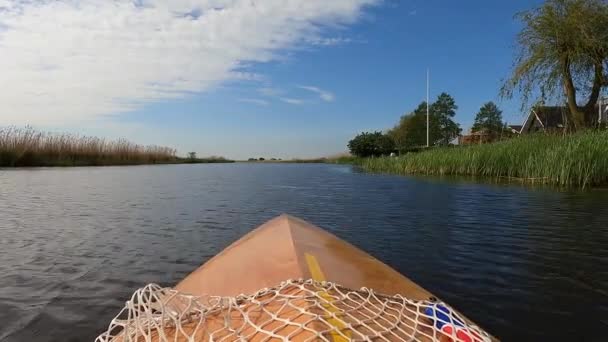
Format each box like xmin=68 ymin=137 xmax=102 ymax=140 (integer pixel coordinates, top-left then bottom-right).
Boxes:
xmin=0 ymin=163 xmax=607 ymax=341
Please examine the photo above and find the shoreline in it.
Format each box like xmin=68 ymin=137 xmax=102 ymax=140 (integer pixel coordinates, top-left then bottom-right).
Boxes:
xmin=0 ymin=158 xmax=235 ymax=168
xmin=343 ymin=131 xmax=608 ymax=189
xmin=0 ymin=127 xmax=234 ymax=168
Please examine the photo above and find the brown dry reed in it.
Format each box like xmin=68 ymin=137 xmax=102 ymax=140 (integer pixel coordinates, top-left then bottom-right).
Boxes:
xmin=0 ymin=126 xmax=177 ymax=167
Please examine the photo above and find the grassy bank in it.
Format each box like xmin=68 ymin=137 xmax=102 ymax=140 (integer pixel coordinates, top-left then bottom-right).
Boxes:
xmin=0 ymin=127 xmax=232 ymax=167
xmin=357 ymin=131 xmax=608 ymax=188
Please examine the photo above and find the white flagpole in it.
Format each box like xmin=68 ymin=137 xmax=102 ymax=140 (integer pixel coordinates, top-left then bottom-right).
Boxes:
xmin=426 ymin=68 xmax=430 ymax=148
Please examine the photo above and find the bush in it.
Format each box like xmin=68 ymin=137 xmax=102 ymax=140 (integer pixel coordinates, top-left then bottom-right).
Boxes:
xmin=348 ymin=131 xmax=395 ymax=157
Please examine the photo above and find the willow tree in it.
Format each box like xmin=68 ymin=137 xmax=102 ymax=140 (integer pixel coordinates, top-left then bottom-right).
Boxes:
xmin=502 ymin=0 xmax=608 ymax=130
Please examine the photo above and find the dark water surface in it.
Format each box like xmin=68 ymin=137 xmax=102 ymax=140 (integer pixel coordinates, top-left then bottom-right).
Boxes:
xmin=0 ymin=163 xmax=607 ymax=341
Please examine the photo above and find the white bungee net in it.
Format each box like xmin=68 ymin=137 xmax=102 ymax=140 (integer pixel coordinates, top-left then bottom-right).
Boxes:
xmin=96 ymin=279 xmax=492 ymax=342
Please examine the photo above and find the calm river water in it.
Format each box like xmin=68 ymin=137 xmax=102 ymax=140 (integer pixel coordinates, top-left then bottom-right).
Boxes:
xmin=0 ymin=163 xmax=607 ymax=341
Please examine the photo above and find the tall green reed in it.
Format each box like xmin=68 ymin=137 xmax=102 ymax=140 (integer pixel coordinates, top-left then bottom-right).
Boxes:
xmin=360 ymin=131 xmax=608 ymax=188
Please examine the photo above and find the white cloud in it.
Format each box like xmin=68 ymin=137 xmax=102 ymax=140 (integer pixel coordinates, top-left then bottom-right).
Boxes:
xmin=238 ymin=98 xmax=268 ymax=106
xmin=305 ymin=37 xmax=353 ymax=46
xmin=299 ymin=85 xmax=335 ymax=102
xmin=0 ymin=0 xmax=377 ymax=125
xmin=281 ymin=98 xmax=305 ymax=105
xmin=258 ymin=87 xmax=283 ymax=97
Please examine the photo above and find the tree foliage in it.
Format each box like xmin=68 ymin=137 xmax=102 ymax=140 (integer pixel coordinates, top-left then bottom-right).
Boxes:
xmin=388 ymin=93 xmax=461 ymax=151
xmin=348 ymin=131 xmax=395 ymax=157
xmin=388 ymin=102 xmax=429 ymax=151
xmin=431 ymin=93 xmax=462 ymax=145
xmin=502 ymin=0 xmax=608 ymax=129
xmin=472 ymin=102 xmax=505 ymax=134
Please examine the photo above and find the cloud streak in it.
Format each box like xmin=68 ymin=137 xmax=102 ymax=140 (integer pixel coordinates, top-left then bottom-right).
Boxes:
xmin=281 ymin=98 xmax=305 ymax=105
xmin=305 ymin=37 xmax=353 ymax=46
xmin=299 ymin=86 xmax=335 ymax=102
xmin=238 ymin=98 xmax=269 ymax=106
xmin=0 ymin=0 xmax=377 ymax=124
xmin=258 ymin=87 xmax=283 ymax=97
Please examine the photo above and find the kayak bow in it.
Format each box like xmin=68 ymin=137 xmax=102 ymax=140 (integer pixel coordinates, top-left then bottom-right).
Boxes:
xmin=97 ymin=214 xmax=497 ymax=342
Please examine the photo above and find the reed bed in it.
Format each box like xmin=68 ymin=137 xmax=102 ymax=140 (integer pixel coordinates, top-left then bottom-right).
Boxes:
xmin=0 ymin=127 xmax=178 ymax=167
xmin=360 ymin=131 xmax=608 ymax=188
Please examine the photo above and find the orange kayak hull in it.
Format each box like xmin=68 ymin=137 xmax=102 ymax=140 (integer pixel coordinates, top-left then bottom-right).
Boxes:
xmin=176 ymin=214 xmax=433 ymax=300
xmin=99 ymin=214 xmax=498 ymax=341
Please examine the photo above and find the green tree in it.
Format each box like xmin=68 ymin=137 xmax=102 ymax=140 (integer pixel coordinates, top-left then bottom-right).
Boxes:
xmin=472 ymin=102 xmax=505 ymax=134
xmin=348 ymin=131 xmax=395 ymax=157
xmin=431 ymin=93 xmax=461 ymax=145
xmin=389 ymin=93 xmax=461 ymax=151
xmin=502 ymin=0 xmax=608 ymax=130
xmin=388 ymin=102 xmax=429 ymax=151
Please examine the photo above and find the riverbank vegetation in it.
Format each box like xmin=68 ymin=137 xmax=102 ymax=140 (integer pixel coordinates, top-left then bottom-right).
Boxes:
xmin=388 ymin=93 xmax=462 ymax=152
xmin=0 ymin=127 xmax=231 ymax=167
xmin=183 ymin=152 xmax=233 ymax=164
xmin=240 ymin=155 xmax=355 ymax=164
xmin=181 ymin=156 xmax=234 ymax=164
xmin=342 ymin=0 xmax=608 ymax=188
xmin=345 ymin=92 xmax=608 ymax=188
xmin=347 ymin=93 xmax=463 ymax=158
xmin=348 ymin=93 xmax=467 ymax=157
xmin=347 ymin=131 xmax=395 ymax=157
xmin=345 ymin=95 xmax=608 ymax=188
xmin=358 ymin=131 xmax=608 ymax=188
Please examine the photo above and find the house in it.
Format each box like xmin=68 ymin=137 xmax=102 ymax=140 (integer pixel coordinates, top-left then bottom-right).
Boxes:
xmin=519 ymin=106 xmax=569 ymax=134
xmin=516 ymin=103 xmax=608 ymax=134
xmin=458 ymin=128 xmax=502 ymax=145
xmin=459 ymin=102 xmax=608 ymax=145
xmin=507 ymin=125 xmax=522 ymax=134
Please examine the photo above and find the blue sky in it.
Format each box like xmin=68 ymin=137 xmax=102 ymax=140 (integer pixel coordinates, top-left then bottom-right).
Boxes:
xmin=0 ymin=0 xmax=544 ymax=159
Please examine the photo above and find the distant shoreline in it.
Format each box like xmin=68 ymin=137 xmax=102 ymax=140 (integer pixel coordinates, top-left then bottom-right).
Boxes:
xmin=238 ymin=156 xmax=356 ymax=164
xmin=238 ymin=159 xmax=326 ymax=164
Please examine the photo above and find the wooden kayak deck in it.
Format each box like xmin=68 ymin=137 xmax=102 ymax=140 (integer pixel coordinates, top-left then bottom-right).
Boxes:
xmin=176 ymin=214 xmax=433 ymax=300
xmin=111 ymin=214 xmax=497 ymax=341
